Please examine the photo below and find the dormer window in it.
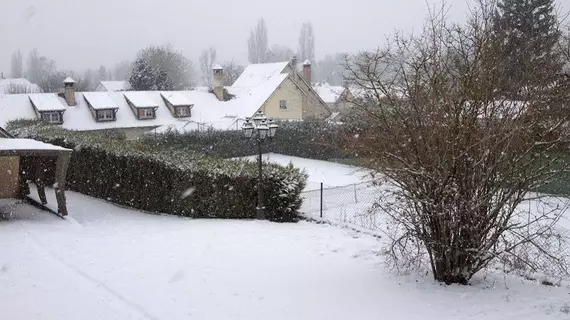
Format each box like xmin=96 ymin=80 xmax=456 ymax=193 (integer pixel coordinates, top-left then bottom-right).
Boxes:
xmin=97 ymin=109 xmax=115 ymax=121
xmin=176 ymin=106 xmax=190 ymax=117
xmin=41 ymin=111 xmax=63 ymax=123
xmin=160 ymin=92 xmax=193 ymax=118
xmin=139 ymin=108 xmax=156 ymax=119
xmin=83 ymin=92 xmax=119 ymax=122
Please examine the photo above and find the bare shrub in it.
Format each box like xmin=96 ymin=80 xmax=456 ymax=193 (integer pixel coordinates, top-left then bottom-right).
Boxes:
xmin=343 ymin=1 xmax=570 ymax=285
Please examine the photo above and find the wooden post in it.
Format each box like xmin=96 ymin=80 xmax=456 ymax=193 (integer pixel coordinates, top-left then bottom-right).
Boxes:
xmin=54 ymin=152 xmax=71 ymax=216
xmin=35 ymin=158 xmax=47 ymax=205
xmin=320 ymin=182 xmax=323 ymax=218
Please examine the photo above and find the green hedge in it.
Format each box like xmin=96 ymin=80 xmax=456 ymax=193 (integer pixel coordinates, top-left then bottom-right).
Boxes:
xmin=144 ymin=120 xmax=356 ymax=160
xmin=9 ymin=121 xmax=307 ymax=222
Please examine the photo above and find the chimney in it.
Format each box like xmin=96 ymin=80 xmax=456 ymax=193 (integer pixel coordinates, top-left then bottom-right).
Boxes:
xmin=302 ymin=59 xmax=312 ymax=84
xmin=63 ymin=77 xmax=76 ymax=106
xmin=212 ymin=64 xmax=224 ymax=101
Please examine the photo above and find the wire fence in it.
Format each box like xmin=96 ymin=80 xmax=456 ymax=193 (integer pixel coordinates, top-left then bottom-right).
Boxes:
xmin=300 ymin=181 xmax=383 ymax=232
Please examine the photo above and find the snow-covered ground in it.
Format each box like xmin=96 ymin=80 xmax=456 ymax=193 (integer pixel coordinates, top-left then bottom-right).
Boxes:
xmin=1 ymin=192 xmax=570 ymax=320
xmin=2 ymin=154 xmax=570 ymax=319
xmin=237 ymin=152 xmax=372 ymax=190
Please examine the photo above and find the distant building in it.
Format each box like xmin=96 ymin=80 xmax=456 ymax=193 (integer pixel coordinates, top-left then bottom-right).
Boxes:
xmin=95 ymin=81 xmax=131 ymax=92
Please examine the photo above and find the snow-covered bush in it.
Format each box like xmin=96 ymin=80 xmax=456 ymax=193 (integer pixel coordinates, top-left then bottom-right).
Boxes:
xmin=145 ymin=120 xmax=354 ymax=161
xmin=8 ymin=122 xmax=307 ymax=222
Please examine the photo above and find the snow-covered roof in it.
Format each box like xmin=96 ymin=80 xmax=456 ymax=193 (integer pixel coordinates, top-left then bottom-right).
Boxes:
xmin=160 ymin=92 xmax=193 ymax=107
xmin=98 ymin=81 xmax=131 ymax=92
xmin=314 ymin=83 xmax=346 ymax=104
xmin=124 ymin=92 xmax=158 ymax=108
xmin=0 ymin=138 xmax=70 ymax=151
xmin=29 ymin=94 xmax=66 ymax=112
xmin=232 ymin=61 xmax=289 ymax=87
xmin=0 ymin=89 xmax=272 ymax=132
xmin=83 ymin=92 xmax=119 ymax=110
xmin=303 ymin=59 xmax=311 ymax=66
xmin=63 ymin=77 xmax=75 ymax=84
xmin=0 ymin=78 xmax=42 ymax=94
xmin=213 ymin=64 xmax=223 ymax=70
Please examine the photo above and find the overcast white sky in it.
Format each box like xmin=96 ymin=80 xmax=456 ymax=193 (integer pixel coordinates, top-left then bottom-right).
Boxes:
xmin=0 ymin=0 xmax=568 ymax=74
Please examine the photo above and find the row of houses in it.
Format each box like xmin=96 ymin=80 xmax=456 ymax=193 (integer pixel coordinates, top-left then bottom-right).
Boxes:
xmin=0 ymin=57 xmax=362 ymax=138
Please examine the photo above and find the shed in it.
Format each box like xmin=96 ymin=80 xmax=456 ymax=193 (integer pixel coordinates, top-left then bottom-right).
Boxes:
xmin=0 ymin=130 xmax=72 ymax=216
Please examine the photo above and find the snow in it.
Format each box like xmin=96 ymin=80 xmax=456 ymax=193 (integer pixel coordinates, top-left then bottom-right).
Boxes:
xmin=160 ymin=91 xmax=193 ymax=106
xmin=124 ymin=92 xmax=158 ymax=108
xmin=212 ymin=64 xmax=223 ymax=70
xmin=231 ymin=61 xmax=289 ymax=87
xmin=98 ymin=81 xmax=131 ymax=92
xmin=303 ymin=59 xmax=311 ymax=66
xmin=0 ymin=138 xmax=70 ymax=151
xmin=83 ymin=92 xmax=119 ymax=110
xmin=63 ymin=77 xmax=75 ymax=84
xmin=1 ymin=186 xmax=570 ymax=319
xmin=0 ymin=78 xmax=41 ymax=94
xmin=314 ymin=83 xmax=346 ymax=104
xmin=237 ymin=153 xmax=372 ymax=190
xmin=28 ymin=94 xmax=66 ymax=112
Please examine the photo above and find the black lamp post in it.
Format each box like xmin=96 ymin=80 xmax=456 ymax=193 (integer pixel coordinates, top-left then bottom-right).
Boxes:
xmin=241 ymin=110 xmax=279 ymax=220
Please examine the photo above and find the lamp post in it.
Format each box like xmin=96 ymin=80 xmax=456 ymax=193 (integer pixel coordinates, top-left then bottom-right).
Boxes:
xmin=241 ymin=110 xmax=278 ymax=220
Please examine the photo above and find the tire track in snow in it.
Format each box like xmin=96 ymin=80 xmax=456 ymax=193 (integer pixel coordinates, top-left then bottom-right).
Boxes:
xmin=24 ymin=229 xmax=161 ymax=320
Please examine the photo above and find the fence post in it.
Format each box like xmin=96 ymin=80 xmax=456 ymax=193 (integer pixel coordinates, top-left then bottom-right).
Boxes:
xmin=320 ymin=182 xmax=323 ymax=218
xmin=354 ymin=183 xmax=358 ymax=203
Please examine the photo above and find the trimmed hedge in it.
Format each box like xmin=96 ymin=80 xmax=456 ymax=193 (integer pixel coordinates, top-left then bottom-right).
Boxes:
xmin=144 ymin=120 xmax=356 ymax=160
xmin=8 ymin=121 xmax=307 ymax=222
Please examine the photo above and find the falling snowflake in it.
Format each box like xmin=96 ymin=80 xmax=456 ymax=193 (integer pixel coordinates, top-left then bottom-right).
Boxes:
xmin=180 ymin=187 xmax=196 ymax=199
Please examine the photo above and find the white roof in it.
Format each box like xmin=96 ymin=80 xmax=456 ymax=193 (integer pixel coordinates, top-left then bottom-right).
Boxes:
xmin=63 ymin=77 xmax=75 ymax=84
xmin=28 ymin=94 xmax=66 ymax=111
xmin=0 ymin=89 xmax=273 ymax=132
xmin=124 ymin=92 xmax=158 ymax=108
xmin=213 ymin=64 xmax=223 ymax=70
xmin=303 ymin=59 xmax=311 ymax=66
xmin=232 ymin=61 xmax=289 ymax=87
xmin=0 ymin=138 xmax=70 ymax=151
xmin=83 ymin=92 xmax=119 ymax=110
xmin=160 ymin=92 xmax=193 ymax=106
xmin=99 ymin=81 xmax=130 ymax=92
xmin=314 ymin=83 xmax=346 ymax=103
xmin=0 ymin=78 xmax=42 ymax=94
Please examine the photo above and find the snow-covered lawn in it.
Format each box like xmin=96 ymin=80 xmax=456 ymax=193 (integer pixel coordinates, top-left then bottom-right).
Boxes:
xmin=2 ymin=154 xmax=570 ymax=319
xmin=1 ymin=193 xmax=570 ymax=320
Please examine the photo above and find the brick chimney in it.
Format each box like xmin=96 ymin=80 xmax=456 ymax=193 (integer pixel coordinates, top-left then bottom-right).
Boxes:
xmin=212 ymin=64 xmax=224 ymax=101
xmin=302 ymin=59 xmax=312 ymax=83
xmin=63 ymin=77 xmax=76 ymax=106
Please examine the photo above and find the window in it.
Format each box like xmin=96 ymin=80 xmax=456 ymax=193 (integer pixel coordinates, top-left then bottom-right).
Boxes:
xmin=279 ymin=100 xmax=287 ymax=110
xmin=176 ymin=106 xmax=190 ymax=117
xmin=41 ymin=111 xmax=62 ymax=123
xmin=97 ymin=109 xmax=115 ymax=121
xmin=139 ymin=108 xmax=155 ymax=119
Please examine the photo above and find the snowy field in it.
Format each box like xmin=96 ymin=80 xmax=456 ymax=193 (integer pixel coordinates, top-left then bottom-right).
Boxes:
xmin=2 ymin=154 xmax=570 ymax=319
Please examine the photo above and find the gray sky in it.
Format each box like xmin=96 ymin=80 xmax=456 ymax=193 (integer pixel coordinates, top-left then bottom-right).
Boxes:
xmin=0 ymin=0 xmax=567 ymax=74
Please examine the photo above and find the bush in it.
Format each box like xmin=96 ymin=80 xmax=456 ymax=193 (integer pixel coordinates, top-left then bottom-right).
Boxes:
xmin=8 ymin=122 xmax=307 ymax=222
xmin=144 ymin=120 xmax=355 ymax=160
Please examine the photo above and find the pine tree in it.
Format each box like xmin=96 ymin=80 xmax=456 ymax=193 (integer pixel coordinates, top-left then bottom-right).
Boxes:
xmin=494 ymin=0 xmax=562 ymax=94
xmin=129 ymin=58 xmax=155 ymax=91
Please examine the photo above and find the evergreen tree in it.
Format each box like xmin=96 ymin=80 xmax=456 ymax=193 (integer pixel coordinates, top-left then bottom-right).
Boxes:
xmin=494 ymin=0 xmax=562 ymax=94
xmin=129 ymin=58 xmax=155 ymax=91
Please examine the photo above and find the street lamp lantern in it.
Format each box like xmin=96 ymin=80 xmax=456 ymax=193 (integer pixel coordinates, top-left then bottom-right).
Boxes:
xmin=267 ymin=118 xmax=278 ymax=138
xmin=239 ymin=110 xmax=278 ymax=220
xmin=257 ymin=120 xmax=269 ymax=140
xmin=252 ymin=110 xmax=267 ymax=127
xmin=241 ymin=118 xmax=255 ymax=139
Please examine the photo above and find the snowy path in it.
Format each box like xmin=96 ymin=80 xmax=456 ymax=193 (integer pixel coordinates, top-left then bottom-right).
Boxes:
xmin=1 ymin=193 xmax=570 ymax=319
